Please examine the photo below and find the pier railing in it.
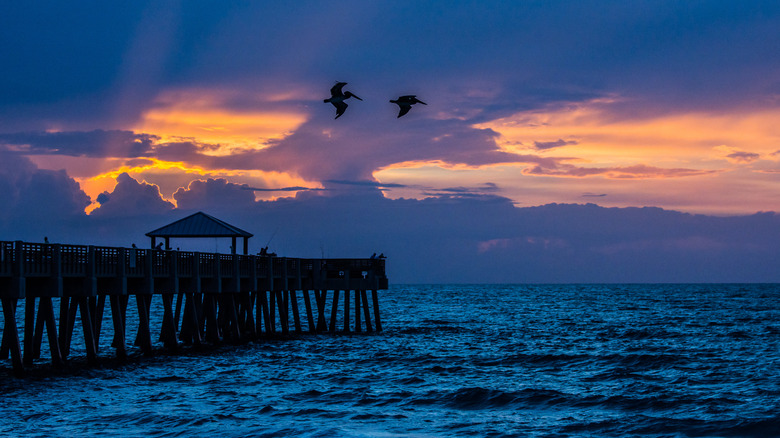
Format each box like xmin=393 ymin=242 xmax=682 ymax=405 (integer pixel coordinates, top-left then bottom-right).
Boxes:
xmin=0 ymin=240 xmax=387 ymax=298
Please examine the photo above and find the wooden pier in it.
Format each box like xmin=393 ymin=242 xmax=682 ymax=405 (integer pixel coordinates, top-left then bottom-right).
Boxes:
xmin=0 ymin=240 xmax=388 ymax=376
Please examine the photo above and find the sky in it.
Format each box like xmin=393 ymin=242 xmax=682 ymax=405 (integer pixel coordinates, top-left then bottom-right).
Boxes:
xmin=2 ymin=1 xmax=780 ymax=283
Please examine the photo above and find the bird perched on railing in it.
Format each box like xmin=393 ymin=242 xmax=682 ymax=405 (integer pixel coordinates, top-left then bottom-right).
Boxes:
xmin=324 ymin=82 xmax=362 ymax=119
xmin=390 ymin=95 xmax=427 ymax=118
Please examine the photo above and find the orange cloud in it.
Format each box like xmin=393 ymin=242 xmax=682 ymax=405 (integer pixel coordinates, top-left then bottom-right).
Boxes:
xmin=475 ymin=100 xmax=780 ymax=169
xmin=134 ymin=88 xmax=309 ymax=155
xmin=714 ymin=145 xmax=762 ymax=164
xmin=77 ymin=157 xmax=320 ymax=213
xmin=523 ymin=163 xmax=720 ymax=179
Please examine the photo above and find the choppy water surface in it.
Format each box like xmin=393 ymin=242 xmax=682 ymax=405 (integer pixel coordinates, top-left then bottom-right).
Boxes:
xmin=2 ymin=284 xmax=779 ymax=437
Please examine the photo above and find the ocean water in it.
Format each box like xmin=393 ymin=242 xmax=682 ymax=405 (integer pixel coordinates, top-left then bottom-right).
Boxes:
xmin=1 ymin=284 xmax=779 ymax=437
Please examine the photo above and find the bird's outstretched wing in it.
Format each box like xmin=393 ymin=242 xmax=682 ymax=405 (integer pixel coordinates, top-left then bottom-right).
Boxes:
xmin=330 ymin=82 xmax=347 ymax=97
xmin=334 ymin=101 xmax=348 ymax=119
xmin=397 ymin=105 xmax=411 ymax=118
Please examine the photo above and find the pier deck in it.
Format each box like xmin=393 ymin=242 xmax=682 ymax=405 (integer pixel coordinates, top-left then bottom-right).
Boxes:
xmin=0 ymin=240 xmax=388 ymax=376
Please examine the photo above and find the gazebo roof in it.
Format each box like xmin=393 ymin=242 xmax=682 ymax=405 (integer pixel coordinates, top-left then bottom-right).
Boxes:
xmin=146 ymin=212 xmax=253 ymax=238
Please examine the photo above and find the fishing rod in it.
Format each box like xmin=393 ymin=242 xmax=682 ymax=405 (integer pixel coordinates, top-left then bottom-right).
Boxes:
xmin=265 ymin=227 xmax=279 ymax=248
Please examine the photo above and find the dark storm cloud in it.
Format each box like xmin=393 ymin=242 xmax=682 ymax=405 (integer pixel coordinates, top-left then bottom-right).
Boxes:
xmin=0 ymin=153 xmax=90 ymax=240
xmin=0 ymin=130 xmax=157 ymax=157
xmin=176 ymin=192 xmax=780 ymax=283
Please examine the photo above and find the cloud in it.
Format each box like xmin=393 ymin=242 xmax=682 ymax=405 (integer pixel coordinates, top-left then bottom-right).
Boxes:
xmin=190 ymin=195 xmax=780 ymax=283
xmin=438 ymin=182 xmax=500 ymax=194
xmin=244 ymin=186 xmax=325 ymax=192
xmin=2 ymin=153 xmax=780 ymax=282
xmin=421 ymin=182 xmax=502 ymax=198
xmin=480 ymin=101 xmax=780 ymax=170
xmin=726 ymin=151 xmax=761 ymax=163
xmin=325 ymin=180 xmax=408 ymax=189
xmin=0 ymin=130 xmax=157 ymax=158
xmin=173 ymin=178 xmax=257 ymax=212
xmin=0 ymin=152 xmax=90 ymax=240
xmin=168 ymin=115 xmax=521 ymax=185
xmin=533 ymin=139 xmax=578 ymax=150
xmin=524 ymin=162 xmax=718 ymax=179
xmin=91 ymin=172 xmax=174 ymax=217
xmin=714 ymin=145 xmax=762 ymax=164
xmin=132 ymin=87 xmax=309 ymax=154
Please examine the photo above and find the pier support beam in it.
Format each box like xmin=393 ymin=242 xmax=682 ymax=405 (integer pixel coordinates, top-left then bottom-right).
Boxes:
xmin=110 ymin=295 xmax=127 ymax=359
xmin=134 ymin=295 xmax=153 ymax=356
xmin=27 ymin=297 xmax=64 ymax=367
xmin=361 ymin=290 xmax=373 ymax=332
xmin=161 ymin=294 xmax=178 ymax=351
xmin=303 ymin=290 xmax=315 ymax=333
xmin=76 ymin=297 xmax=98 ymax=363
xmin=355 ymin=290 xmax=363 ymax=333
xmin=1 ymin=299 xmax=23 ymax=376
xmin=290 ymin=291 xmax=302 ymax=334
xmin=258 ymin=290 xmax=272 ymax=335
xmin=315 ymin=290 xmax=328 ymax=332
xmin=23 ymin=297 xmax=36 ymax=366
xmin=343 ymin=290 xmax=351 ymax=333
xmin=372 ymin=290 xmax=382 ymax=332
xmin=330 ymin=290 xmax=340 ymax=333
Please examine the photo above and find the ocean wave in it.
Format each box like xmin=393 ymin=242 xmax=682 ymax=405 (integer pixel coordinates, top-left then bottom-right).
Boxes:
xmin=396 ymin=325 xmax=471 ymax=335
xmin=471 ymin=352 xmax=591 ymax=367
xmin=566 ymin=414 xmax=780 ymax=438
xmin=404 ymin=387 xmax=575 ymax=410
xmin=600 ymin=352 xmax=690 ymax=369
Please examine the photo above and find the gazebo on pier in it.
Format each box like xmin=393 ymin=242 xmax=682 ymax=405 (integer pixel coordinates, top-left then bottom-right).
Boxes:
xmin=146 ymin=211 xmax=254 ymax=254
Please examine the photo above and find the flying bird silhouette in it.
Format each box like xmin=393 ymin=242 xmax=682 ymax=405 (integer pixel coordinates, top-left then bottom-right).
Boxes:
xmin=390 ymin=95 xmax=427 ymax=118
xmin=324 ymin=82 xmax=362 ymax=119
